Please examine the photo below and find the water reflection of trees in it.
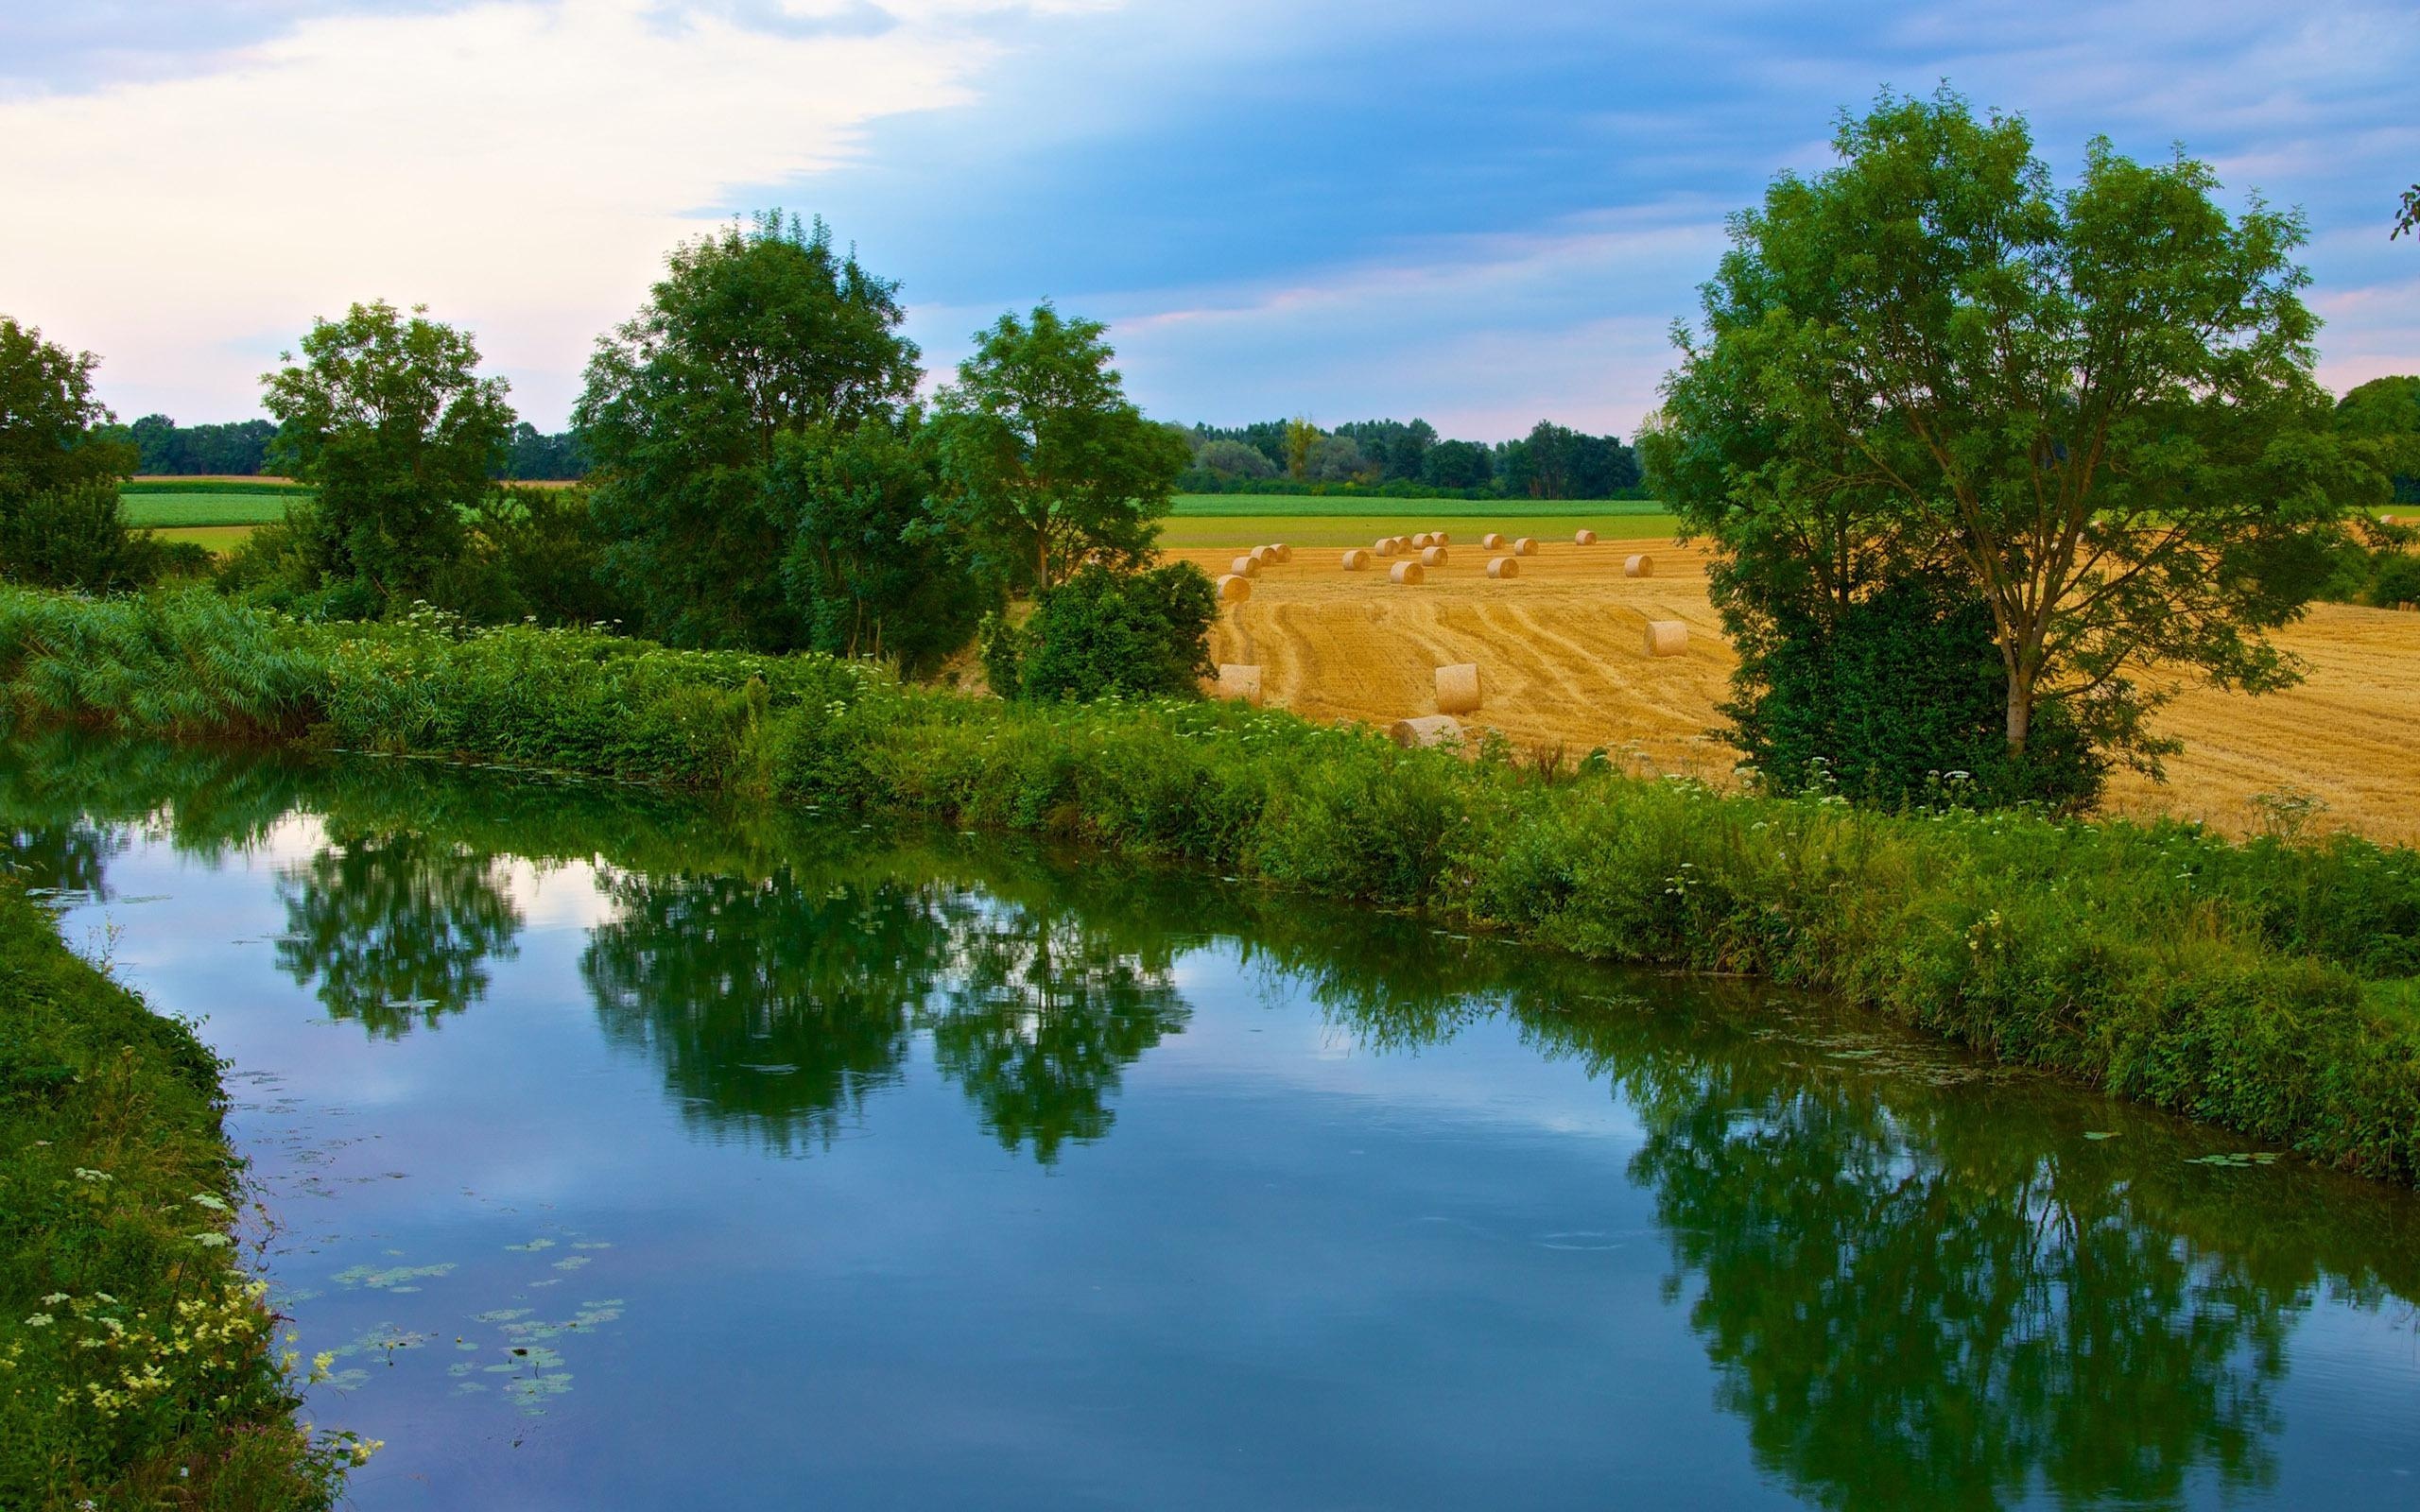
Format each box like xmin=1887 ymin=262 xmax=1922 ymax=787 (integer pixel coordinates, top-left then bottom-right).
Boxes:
xmin=580 ymin=865 xmax=1186 ymax=1161
xmin=273 ymin=832 xmax=524 ymax=1037
xmin=13 ymin=733 xmax=2420 ymax=1509
xmin=1615 ymin=1051 xmax=2285 ymax=1506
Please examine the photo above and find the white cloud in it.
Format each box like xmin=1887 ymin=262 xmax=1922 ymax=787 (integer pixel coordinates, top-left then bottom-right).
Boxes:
xmin=1081 ymin=207 xmax=1732 ymax=438
xmin=0 ymin=0 xmax=1016 ymax=423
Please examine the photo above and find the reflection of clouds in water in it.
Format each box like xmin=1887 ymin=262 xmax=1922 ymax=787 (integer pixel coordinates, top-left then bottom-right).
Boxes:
xmin=508 ymin=858 xmax=622 ymax=936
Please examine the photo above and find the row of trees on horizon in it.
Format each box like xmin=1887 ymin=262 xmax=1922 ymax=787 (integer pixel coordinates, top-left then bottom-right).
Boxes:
xmin=100 ymin=405 xmax=1642 ymax=499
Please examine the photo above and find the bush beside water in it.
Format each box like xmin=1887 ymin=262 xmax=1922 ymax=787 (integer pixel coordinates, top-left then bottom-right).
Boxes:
xmin=0 ymin=881 xmax=367 ymax=1506
xmin=2 ymin=585 xmax=2416 ymax=1184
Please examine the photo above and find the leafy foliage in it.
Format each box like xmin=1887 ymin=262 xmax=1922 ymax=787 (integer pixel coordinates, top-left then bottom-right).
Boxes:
xmin=1643 ymin=88 xmax=2377 ymax=774
xmin=769 ymin=417 xmax=987 ymax=676
xmin=1726 ymin=574 xmax=2105 ymax=810
xmin=933 ymin=304 xmax=1189 ymax=593
xmin=997 ymin=562 xmax=1218 ymax=703
xmin=0 ymin=480 xmax=164 ymax=594
xmin=109 ymin=414 xmax=278 ymax=476
xmin=577 ymin=212 xmax=920 ymax=649
xmin=0 ymin=317 xmax=135 ymax=501
xmin=0 ymin=319 xmax=155 ymax=593
xmin=261 ymin=300 xmax=515 ymax=609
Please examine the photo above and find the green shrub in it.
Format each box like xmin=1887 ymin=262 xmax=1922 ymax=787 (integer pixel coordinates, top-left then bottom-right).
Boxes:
xmin=2372 ymin=551 xmax=2420 ymax=609
xmin=0 ymin=883 xmax=365 ymax=1506
xmin=1010 ymin=561 xmax=1215 ymax=702
xmin=1727 ymin=576 xmax=2107 ymax=810
xmin=0 ymin=480 xmax=164 ymax=593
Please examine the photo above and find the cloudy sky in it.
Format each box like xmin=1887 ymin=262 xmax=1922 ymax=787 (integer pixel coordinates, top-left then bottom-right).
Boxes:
xmin=3 ymin=0 xmax=2414 ymax=439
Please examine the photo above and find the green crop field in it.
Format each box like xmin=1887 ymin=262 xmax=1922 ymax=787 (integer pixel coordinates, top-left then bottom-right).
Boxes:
xmin=120 ymin=491 xmax=296 ymax=528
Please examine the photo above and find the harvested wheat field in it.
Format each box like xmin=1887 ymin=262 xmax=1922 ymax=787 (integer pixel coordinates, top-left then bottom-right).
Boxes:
xmin=1167 ymin=532 xmax=2420 ymax=845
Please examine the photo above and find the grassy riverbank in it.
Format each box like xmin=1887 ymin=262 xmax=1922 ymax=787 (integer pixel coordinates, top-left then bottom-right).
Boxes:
xmin=0 ymin=881 xmax=363 ymax=1508
xmin=3 ymin=586 xmax=2416 ymax=1185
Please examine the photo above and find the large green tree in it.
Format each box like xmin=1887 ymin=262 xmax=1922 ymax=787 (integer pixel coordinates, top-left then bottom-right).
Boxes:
xmin=1644 ymin=90 xmax=2377 ymax=771
xmin=2336 ymin=375 xmax=2420 ymax=504
xmin=934 ymin=304 xmax=1189 ymax=593
xmin=0 ymin=318 xmax=137 ymax=499
xmin=769 ymin=415 xmax=987 ymax=675
xmin=576 ymin=212 xmax=921 ymax=648
xmin=0 ymin=317 xmax=150 ymax=591
xmin=262 ymin=300 xmax=514 ymax=608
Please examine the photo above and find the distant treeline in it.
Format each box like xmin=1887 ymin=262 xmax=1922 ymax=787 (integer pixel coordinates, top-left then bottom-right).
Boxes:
xmin=100 ymin=415 xmax=589 ymax=481
xmin=1173 ymin=417 xmax=1645 ymax=500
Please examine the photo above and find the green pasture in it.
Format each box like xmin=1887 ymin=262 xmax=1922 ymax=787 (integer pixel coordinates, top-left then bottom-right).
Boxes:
xmin=120 ymin=490 xmax=296 ymax=528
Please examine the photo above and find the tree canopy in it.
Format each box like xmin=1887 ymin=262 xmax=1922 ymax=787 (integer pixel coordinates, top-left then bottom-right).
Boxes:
xmin=577 ymin=211 xmax=920 ymax=648
xmin=261 ymin=299 xmax=515 ymax=607
xmin=933 ymin=304 xmax=1188 ymax=593
xmin=0 ymin=317 xmax=135 ymax=501
xmin=1643 ymin=88 xmax=2377 ymax=777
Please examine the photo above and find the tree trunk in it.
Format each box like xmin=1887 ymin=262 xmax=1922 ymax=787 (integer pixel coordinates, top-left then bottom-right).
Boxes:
xmin=2005 ymin=668 xmax=2032 ymax=754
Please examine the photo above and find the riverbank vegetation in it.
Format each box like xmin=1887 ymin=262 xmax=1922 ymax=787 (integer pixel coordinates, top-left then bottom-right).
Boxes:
xmin=0 ymin=881 xmax=365 ymax=1507
xmin=0 ymin=583 xmax=2414 ymax=1186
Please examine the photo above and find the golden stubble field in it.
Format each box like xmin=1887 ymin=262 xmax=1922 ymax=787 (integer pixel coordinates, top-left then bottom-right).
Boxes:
xmin=1166 ymin=532 xmax=2420 ymax=846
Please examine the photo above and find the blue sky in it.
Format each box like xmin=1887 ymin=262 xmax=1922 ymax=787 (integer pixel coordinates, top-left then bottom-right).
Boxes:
xmin=3 ymin=0 xmax=2414 ymax=438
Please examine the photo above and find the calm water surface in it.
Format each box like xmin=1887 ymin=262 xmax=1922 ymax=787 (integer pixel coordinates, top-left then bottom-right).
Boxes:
xmin=9 ymin=736 xmax=2419 ymax=1509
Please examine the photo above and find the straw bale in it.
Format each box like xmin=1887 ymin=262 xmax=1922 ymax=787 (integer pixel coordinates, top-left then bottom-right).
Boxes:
xmin=1389 ymin=714 xmax=1463 ymax=748
xmin=1215 ymin=663 xmax=1263 ymax=704
xmin=1645 ymin=620 xmax=1687 ymax=657
xmin=1435 ymin=662 xmax=1482 ymax=714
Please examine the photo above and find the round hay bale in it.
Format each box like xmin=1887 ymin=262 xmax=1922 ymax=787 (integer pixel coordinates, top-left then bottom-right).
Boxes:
xmin=1374 ymin=537 xmax=1400 ymax=557
xmin=1231 ymin=555 xmax=1260 ymax=577
xmin=1512 ymin=537 xmax=1538 ymax=557
xmin=1217 ymin=573 xmax=1252 ymax=603
xmin=1624 ymin=553 xmax=1654 ymax=578
xmin=1390 ymin=714 xmax=1463 ymax=749
xmin=1408 ymin=531 xmax=1431 ymax=549
xmin=1433 ymin=529 xmax=1451 ymax=545
xmin=1435 ymin=662 xmax=1481 ymax=714
xmin=1645 ymin=619 xmax=1687 ymax=657
xmin=1340 ymin=548 xmax=1371 ymax=570
xmin=1271 ymin=542 xmax=1292 ymax=561
xmin=1215 ymin=663 xmax=1263 ymax=704
xmin=1481 ymin=531 xmax=1505 ymax=550
xmin=1575 ymin=528 xmax=1598 ymax=545
xmin=1420 ymin=545 xmax=1448 ymax=567
xmin=1249 ymin=545 xmax=1275 ymax=566
xmin=1486 ymin=557 xmax=1519 ymax=579
xmin=1389 ymin=561 xmax=1426 ymax=585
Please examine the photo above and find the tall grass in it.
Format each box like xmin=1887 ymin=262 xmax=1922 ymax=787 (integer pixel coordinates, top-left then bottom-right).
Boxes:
xmin=4 ymin=584 xmax=2416 ymax=1183
xmin=0 ymin=881 xmax=367 ymax=1506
